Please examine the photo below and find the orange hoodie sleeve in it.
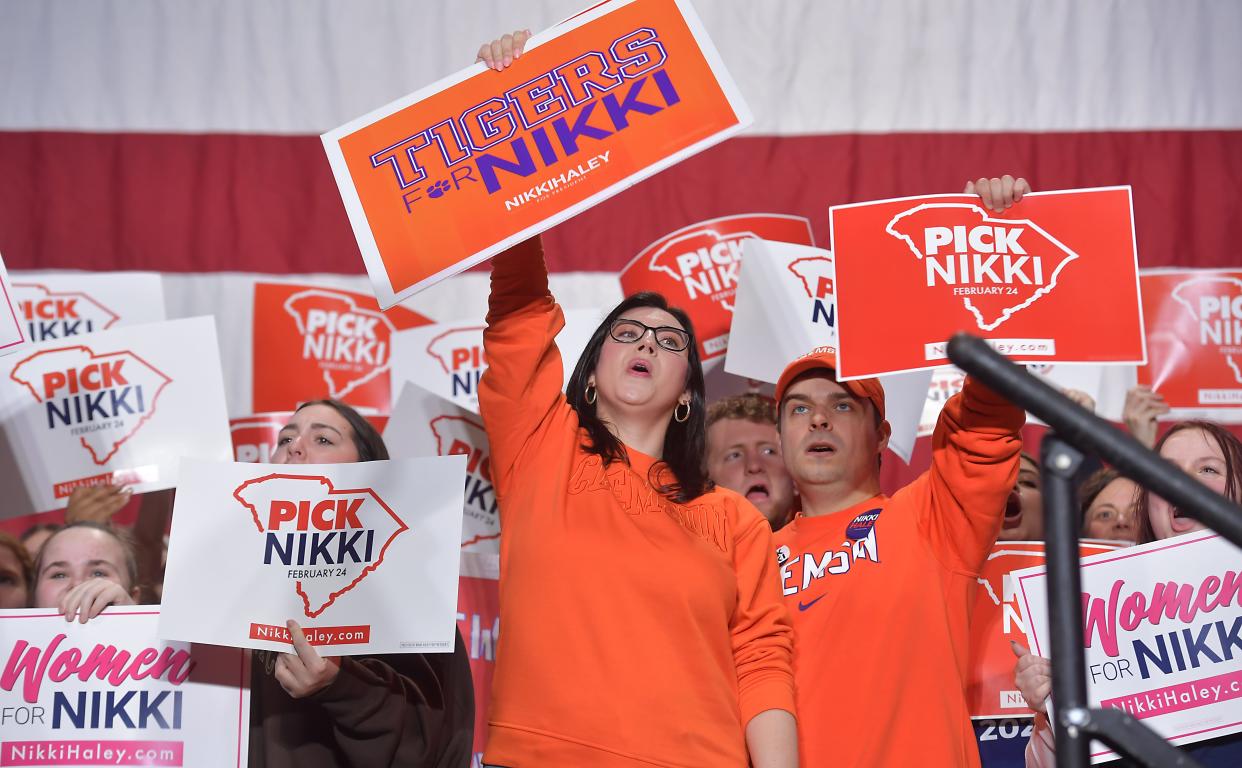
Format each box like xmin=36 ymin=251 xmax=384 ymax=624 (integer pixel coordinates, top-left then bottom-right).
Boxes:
xmin=478 ymin=237 xmax=569 ymax=500
xmin=916 ymin=375 xmax=1025 ymax=576
xmin=729 ymin=503 xmax=796 ymax=725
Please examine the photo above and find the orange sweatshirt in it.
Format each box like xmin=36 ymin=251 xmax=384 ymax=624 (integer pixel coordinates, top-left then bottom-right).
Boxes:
xmin=478 ymin=239 xmax=795 ymax=768
xmin=773 ymin=376 xmax=1022 ymax=768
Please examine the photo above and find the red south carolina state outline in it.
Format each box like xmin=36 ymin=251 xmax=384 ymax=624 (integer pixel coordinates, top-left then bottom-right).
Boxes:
xmin=234 ymin=473 xmax=409 ymax=618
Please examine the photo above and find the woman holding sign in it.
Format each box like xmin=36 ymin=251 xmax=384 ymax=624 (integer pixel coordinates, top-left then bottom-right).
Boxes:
xmin=31 ymin=522 xmax=141 ymax=619
xmin=476 ymin=34 xmax=795 ymax=768
xmin=248 ymin=399 xmax=475 ymax=768
xmin=1018 ymin=420 xmax=1242 ymax=765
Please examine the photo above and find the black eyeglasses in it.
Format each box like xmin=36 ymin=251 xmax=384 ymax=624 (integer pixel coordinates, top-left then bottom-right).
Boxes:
xmin=608 ymin=318 xmax=691 ymax=352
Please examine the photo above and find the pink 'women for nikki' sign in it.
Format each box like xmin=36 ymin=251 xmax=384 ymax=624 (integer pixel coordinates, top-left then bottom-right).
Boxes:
xmin=1013 ymin=533 xmax=1242 ymax=762
xmin=0 ymin=609 xmax=248 ymax=768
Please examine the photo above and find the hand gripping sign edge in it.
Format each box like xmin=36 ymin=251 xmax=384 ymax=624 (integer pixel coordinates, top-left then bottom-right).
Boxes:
xmin=233 ymin=473 xmax=410 ymax=619
xmin=884 ymin=203 xmax=1080 ymax=332
xmin=9 ymin=344 xmax=174 ymax=465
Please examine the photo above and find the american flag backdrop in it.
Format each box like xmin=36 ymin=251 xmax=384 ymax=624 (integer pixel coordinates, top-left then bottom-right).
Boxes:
xmin=1 ymin=0 xmax=1239 ymax=491
xmin=1 ymin=5 xmax=1239 ymax=766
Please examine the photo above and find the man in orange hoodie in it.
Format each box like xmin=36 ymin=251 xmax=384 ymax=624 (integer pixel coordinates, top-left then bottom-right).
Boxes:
xmin=773 ymin=177 xmax=1028 ymax=767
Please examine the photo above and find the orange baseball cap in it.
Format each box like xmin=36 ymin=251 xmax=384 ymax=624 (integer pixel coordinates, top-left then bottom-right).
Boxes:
xmin=775 ymin=346 xmax=886 ymax=421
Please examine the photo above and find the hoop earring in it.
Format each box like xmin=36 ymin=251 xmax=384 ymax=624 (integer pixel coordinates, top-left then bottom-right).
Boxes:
xmin=585 ymin=383 xmax=597 ymax=405
xmin=674 ymin=401 xmax=690 ymax=423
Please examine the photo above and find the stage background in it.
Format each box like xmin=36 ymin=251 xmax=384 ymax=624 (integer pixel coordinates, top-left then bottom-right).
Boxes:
xmin=4 ymin=0 xmax=1239 ymax=437
xmin=2 ymin=0 xmax=1239 ymax=434
xmin=2 ymin=3 xmax=1239 ymax=766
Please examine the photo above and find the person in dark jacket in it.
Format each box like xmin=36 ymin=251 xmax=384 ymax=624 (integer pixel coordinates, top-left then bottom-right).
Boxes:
xmin=248 ymin=399 xmax=474 ymax=768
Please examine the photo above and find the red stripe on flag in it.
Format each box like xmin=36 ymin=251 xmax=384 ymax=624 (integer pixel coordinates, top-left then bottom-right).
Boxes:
xmin=0 ymin=129 xmax=1239 ymax=275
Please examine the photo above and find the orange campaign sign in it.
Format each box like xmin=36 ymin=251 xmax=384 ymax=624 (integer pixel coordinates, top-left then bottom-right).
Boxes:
xmin=619 ymin=214 xmax=815 ymax=360
xmin=251 ymin=283 xmax=430 ymax=414
xmin=1137 ymin=269 xmax=1242 ymax=419
xmin=321 ymin=0 xmax=751 ymax=307
xmin=968 ymin=540 xmax=1124 ymax=718
xmin=829 ymin=187 xmax=1146 ymax=380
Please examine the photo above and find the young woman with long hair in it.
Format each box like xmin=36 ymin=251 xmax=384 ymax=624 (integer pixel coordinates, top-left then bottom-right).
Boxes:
xmin=472 ymin=34 xmax=795 ymax=758
xmin=30 ymin=521 xmax=140 ymax=619
xmin=477 ymin=232 xmax=796 ymax=767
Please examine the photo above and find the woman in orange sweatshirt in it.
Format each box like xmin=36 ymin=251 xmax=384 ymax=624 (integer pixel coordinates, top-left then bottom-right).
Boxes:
xmin=476 ymin=220 xmax=795 ymax=764
xmin=479 ymin=233 xmax=796 ymax=768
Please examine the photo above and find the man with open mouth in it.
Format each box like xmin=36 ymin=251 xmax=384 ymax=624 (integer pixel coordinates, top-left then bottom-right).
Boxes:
xmin=705 ymin=393 xmax=798 ymax=530
xmin=770 ymin=176 xmax=1029 ymax=768
xmin=999 ymin=453 xmax=1044 ymax=541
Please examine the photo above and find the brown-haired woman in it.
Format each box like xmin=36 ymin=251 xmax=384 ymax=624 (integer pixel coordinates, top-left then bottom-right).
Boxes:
xmin=1078 ymin=468 xmax=1139 ymax=543
xmin=30 ymin=521 xmax=140 ymax=618
xmin=248 ymin=398 xmax=474 ymax=768
xmin=473 ymin=35 xmax=795 ymax=761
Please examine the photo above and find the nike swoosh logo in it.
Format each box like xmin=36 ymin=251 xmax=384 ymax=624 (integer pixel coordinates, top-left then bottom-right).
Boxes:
xmin=798 ymin=595 xmax=826 ymax=611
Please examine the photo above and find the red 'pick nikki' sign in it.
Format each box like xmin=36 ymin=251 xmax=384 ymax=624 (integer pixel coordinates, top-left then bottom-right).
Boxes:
xmin=1138 ymin=269 xmax=1242 ymax=413
xmin=252 ymin=284 xmax=430 ymax=414
xmin=829 ymin=187 xmax=1145 ymax=379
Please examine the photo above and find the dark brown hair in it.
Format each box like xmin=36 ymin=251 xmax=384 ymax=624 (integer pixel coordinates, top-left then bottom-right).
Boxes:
xmin=1078 ymin=468 xmax=1135 ymax=533
xmin=566 ymin=292 xmax=711 ymax=504
xmin=294 ymin=399 xmax=389 ymax=462
xmin=1136 ymin=421 xmax=1242 ymax=543
xmin=19 ymin=522 xmax=61 ymax=551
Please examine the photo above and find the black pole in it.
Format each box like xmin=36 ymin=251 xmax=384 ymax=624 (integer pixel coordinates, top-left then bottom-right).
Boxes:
xmin=1041 ymin=435 xmax=1091 ymax=767
xmin=946 ymin=333 xmax=1242 ymax=549
xmin=945 ymin=333 xmax=1210 ymax=767
xmin=1041 ymin=436 xmax=1204 ymax=767
xmin=1083 ymin=709 xmax=1206 ymax=767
